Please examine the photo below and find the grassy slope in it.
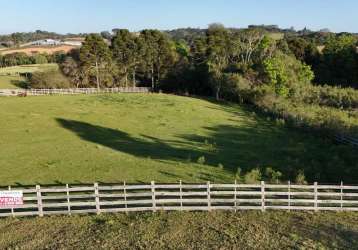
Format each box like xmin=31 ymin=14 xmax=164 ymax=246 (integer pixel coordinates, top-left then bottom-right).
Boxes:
xmin=1 ymin=211 xmax=358 ymax=249
xmin=0 ymin=64 xmax=58 ymax=89
xmin=0 ymin=93 xmax=357 ymax=186
xmin=0 ymin=75 xmax=24 ymax=88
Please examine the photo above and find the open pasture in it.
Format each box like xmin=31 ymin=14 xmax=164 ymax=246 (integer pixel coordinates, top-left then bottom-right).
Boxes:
xmin=0 ymin=63 xmax=58 ymax=88
xmin=0 ymin=45 xmax=77 ymax=56
xmin=0 ymin=94 xmax=357 ymax=186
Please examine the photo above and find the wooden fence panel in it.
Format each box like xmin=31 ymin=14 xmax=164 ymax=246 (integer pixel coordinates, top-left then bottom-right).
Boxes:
xmin=0 ymin=182 xmax=357 ymax=218
xmin=0 ymin=87 xmax=152 ymax=97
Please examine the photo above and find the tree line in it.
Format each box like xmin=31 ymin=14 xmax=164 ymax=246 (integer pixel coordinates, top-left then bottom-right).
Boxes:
xmin=0 ymin=52 xmax=65 ymax=68
xmin=60 ymin=29 xmax=176 ymax=90
xmin=0 ymin=30 xmax=84 ymax=47
xmin=59 ymin=25 xmax=310 ymax=96
xmin=12 ymin=24 xmax=358 ymax=139
xmin=286 ymin=34 xmax=358 ymax=88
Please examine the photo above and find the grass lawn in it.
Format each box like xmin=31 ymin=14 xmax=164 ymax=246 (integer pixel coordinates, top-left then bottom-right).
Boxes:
xmin=0 ymin=94 xmax=357 ymax=186
xmin=1 ymin=211 xmax=357 ymax=249
xmin=0 ymin=63 xmax=58 ymax=89
xmin=0 ymin=75 xmax=25 ymax=89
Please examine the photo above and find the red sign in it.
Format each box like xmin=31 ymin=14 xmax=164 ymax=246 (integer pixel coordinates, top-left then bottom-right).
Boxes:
xmin=0 ymin=191 xmax=23 ymax=207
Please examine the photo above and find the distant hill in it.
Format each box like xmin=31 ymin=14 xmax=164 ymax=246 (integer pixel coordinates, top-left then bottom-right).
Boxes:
xmin=0 ymin=30 xmax=86 ymax=49
xmin=1 ymin=26 xmax=356 ymax=49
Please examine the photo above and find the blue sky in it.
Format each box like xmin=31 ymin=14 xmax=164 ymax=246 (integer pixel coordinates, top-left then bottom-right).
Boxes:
xmin=1 ymin=0 xmax=357 ymax=34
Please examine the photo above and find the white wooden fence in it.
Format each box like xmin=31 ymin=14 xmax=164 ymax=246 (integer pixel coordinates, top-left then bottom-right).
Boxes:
xmin=0 ymin=87 xmax=151 ymax=96
xmin=1 ymin=181 xmax=358 ymax=218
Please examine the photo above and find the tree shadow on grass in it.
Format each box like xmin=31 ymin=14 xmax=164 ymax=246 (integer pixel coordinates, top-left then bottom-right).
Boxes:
xmin=56 ymin=118 xmax=358 ymax=183
xmin=10 ymin=79 xmax=28 ymax=88
xmin=56 ymin=118 xmax=207 ymax=164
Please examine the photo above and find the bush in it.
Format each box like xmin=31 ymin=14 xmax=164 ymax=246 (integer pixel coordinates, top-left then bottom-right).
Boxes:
xmin=293 ymin=84 xmax=358 ymax=109
xmin=235 ymin=167 xmax=242 ymax=182
xmin=244 ymin=168 xmax=262 ymax=184
xmin=265 ymin=167 xmax=282 ymax=183
xmin=33 ymin=54 xmax=48 ymax=64
xmin=221 ymin=73 xmax=255 ymax=103
xmin=197 ymin=156 xmax=206 ymax=165
xmin=251 ymin=85 xmax=358 ymax=137
xmin=295 ymin=170 xmax=308 ymax=184
xmin=30 ymin=70 xmax=71 ymax=89
xmin=262 ymin=52 xmax=314 ymax=97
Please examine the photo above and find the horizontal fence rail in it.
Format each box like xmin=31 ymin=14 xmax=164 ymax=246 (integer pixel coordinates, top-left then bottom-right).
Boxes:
xmin=0 ymin=87 xmax=152 ymax=96
xmin=1 ymin=181 xmax=358 ymax=218
xmin=334 ymin=134 xmax=358 ymax=147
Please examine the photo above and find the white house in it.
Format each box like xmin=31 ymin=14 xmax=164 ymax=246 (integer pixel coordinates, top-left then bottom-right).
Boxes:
xmin=30 ymin=39 xmax=62 ymax=46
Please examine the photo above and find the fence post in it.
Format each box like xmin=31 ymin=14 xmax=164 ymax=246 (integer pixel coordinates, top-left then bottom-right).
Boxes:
xmin=314 ymin=182 xmax=318 ymax=212
xmin=123 ymin=181 xmax=128 ymax=213
xmin=207 ymin=181 xmax=211 ymax=211
xmin=234 ymin=180 xmax=237 ymax=212
xmin=151 ymin=181 xmax=156 ymax=212
xmin=288 ymin=181 xmax=291 ymax=212
xmin=340 ymin=181 xmax=344 ymax=211
xmin=66 ymin=184 xmax=71 ymax=215
xmin=8 ymin=186 xmax=15 ymax=217
xmin=179 ymin=180 xmax=183 ymax=211
xmin=261 ymin=181 xmax=265 ymax=212
xmin=94 ymin=183 xmax=100 ymax=215
xmin=36 ymin=185 xmax=43 ymax=217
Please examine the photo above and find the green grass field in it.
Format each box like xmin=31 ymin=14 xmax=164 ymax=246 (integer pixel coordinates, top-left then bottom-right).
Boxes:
xmin=0 ymin=93 xmax=357 ymax=186
xmin=0 ymin=64 xmax=58 ymax=89
xmin=1 ymin=93 xmax=358 ymax=249
xmin=1 ymin=211 xmax=357 ymax=249
xmin=0 ymin=75 xmax=25 ymax=88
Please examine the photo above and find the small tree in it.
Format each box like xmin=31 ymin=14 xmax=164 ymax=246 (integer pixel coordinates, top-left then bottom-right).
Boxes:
xmin=263 ymin=52 xmax=314 ymax=97
xmin=60 ymin=57 xmax=87 ymax=88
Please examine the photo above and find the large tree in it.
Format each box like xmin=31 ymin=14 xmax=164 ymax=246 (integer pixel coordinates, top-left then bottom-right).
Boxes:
xmin=60 ymin=56 xmax=88 ymax=88
xmin=111 ymin=29 xmax=138 ymax=87
xmin=140 ymin=30 xmax=159 ymax=89
xmin=237 ymin=28 xmax=265 ymax=66
xmin=79 ymin=34 xmax=111 ymax=89
xmin=317 ymin=35 xmax=358 ymax=87
xmin=131 ymin=36 xmax=145 ymax=87
xmin=206 ymin=24 xmax=231 ymax=100
xmin=140 ymin=30 xmax=174 ymax=89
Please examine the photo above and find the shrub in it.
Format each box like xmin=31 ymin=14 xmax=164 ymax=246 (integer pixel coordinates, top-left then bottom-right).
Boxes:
xmin=293 ymin=84 xmax=358 ymax=109
xmin=265 ymin=167 xmax=283 ymax=183
xmin=244 ymin=168 xmax=262 ymax=184
xmin=33 ymin=54 xmax=48 ymax=64
xmin=262 ymin=52 xmax=314 ymax=97
xmin=197 ymin=156 xmax=206 ymax=165
xmin=235 ymin=167 xmax=243 ymax=182
xmin=30 ymin=70 xmax=71 ymax=89
xmin=221 ymin=73 xmax=255 ymax=103
xmin=295 ymin=170 xmax=308 ymax=184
